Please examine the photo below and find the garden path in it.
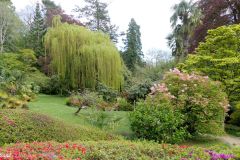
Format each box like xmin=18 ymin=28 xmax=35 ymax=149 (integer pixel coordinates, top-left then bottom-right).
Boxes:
xmin=219 ymin=135 xmax=240 ymax=146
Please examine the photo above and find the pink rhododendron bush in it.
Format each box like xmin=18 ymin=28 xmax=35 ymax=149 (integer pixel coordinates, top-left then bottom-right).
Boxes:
xmin=162 ymin=68 xmax=229 ymax=135
xmin=130 ymin=69 xmax=229 ymax=143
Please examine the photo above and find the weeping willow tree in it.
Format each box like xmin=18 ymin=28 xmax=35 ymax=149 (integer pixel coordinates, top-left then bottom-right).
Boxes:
xmin=44 ymin=16 xmax=124 ymax=91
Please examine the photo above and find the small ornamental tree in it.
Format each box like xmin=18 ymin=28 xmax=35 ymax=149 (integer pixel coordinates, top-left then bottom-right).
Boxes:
xmin=179 ymin=24 xmax=240 ymax=105
xmin=44 ymin=16 xmax=124 ymax=91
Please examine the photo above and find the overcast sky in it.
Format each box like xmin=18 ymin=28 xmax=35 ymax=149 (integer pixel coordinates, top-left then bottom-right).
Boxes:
xmin=12 ymin=0 xmax=182 ymax=54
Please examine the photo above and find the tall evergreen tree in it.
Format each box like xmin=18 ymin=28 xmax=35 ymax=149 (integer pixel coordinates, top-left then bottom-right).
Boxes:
xmin=74 ymin=0 xmax=119 ymax=42
xmin=122 ymin=18 xmax=143 ymax=71
xmin=28 ymin=2 xmax=46 ymax=57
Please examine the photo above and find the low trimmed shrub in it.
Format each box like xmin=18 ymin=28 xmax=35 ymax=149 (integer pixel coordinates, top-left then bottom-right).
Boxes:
xmin=0 ymin=142 xmax=86 ymax=159
xmin=1 ymin=141 xmax=239 ymax=160
xmin=82 ymin=141 xmax=239 ymax=160
xmin=0 ymin=109 xmax=121 ymax=146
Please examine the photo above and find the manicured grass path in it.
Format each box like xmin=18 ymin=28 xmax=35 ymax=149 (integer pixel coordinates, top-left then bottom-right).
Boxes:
xmin=29 ymin=94 xmax=132 ymax=136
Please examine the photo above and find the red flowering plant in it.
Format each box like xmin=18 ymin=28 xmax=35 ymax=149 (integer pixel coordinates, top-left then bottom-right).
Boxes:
xmin=0 ymin=142 xmax=86 ymax=160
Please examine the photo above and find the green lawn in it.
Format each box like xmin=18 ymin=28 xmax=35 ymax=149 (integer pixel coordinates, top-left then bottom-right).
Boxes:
xmin=29 ymin=94 xmax=231 ymax=147
xmin=29 ymin=94 xmax=133 ymax=137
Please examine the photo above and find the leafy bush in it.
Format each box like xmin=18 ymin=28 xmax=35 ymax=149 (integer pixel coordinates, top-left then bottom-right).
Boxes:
xmin=40 ymin=75 xmax=63 ymax=95
xmin=25 ymin=71 xmax=50 ymax=93
xmin=116 ymin=97 xmax=133 ymax=111
xmin=130 ymin=99 xmax=189 ymax=144
xmin=123 ymin=78 xmax=152 ymax=103
xmin=0 ymin=91 xmax=28 ymax=109
xmin=96 ymin=82 xmax=118 ymax=102
xmin=0 ymin=69 xmax=38 ymax=109
xmin=0 ymin=50 xmax=49 ymax=107
xmin=18 ymin=49 xmax=37 ymax=65
xmin=179 ymin=24 xmax=240 ymax=105
xmin=0 ymin=109 xmax=120 ymax=146
xmin=1 ymin=141 xmax=239 ymax=160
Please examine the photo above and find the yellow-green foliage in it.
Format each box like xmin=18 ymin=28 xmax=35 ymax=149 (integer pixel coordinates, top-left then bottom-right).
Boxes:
xmin=44 ymin=16 xmax=124 ymax=90
xmin=179 ymin=24 xmax=240 ymax=103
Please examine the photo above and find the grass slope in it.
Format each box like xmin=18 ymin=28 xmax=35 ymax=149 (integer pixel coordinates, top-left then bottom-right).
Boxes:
xmin=29 ymin=94 xmax=132 ymax=136
xmin=0 ymin=109 xmax=120 ymax=146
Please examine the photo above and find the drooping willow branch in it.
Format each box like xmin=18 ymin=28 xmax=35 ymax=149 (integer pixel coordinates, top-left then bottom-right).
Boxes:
xmin=44 ymin=16 xmax=124 ymax=90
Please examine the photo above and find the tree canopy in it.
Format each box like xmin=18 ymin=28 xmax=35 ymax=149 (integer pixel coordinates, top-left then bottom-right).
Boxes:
xmin=44 ymin=16 xmax=124 ymax=91
xmin=189 ymin=0 xmax=240 ymax=52
xmin=42 ymin=0 xmax=83 ymax=27
xmin=74 ymin=0 xmax=119 ymax=43
xmin=167 ymin=0 xmax=201 ymax=60
xmin=180 ymin=24 xmax=240 ymax=105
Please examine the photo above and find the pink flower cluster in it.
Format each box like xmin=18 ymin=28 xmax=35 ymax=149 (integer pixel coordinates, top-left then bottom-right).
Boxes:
xmin=150 ymin=83 xmax=168 ymax=94
xmin=150 ymin=83 xmax=175 ymax=99
xmin=169 ymin=68 xmax=209 ymax=81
